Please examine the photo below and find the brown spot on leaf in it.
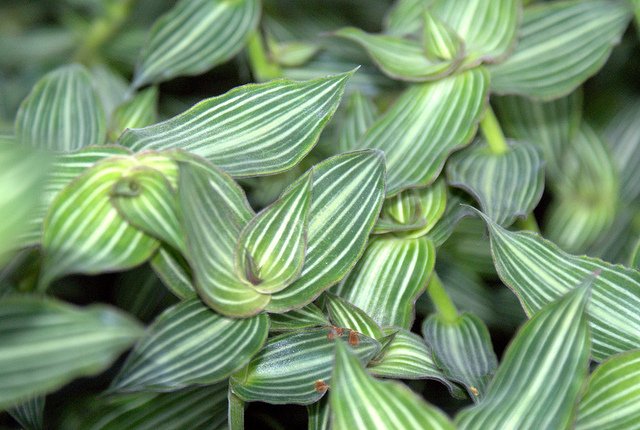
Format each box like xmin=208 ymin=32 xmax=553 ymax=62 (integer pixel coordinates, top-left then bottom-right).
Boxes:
xmin=315 ymin=380 xmax=329 ymax=394
xmin=348 ymin=330 xmax=359 ymax=346
xmin=470 ymin=386 xmax=479 ymax=396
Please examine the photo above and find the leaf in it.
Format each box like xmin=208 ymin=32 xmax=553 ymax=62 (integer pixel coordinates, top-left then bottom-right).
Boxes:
xmin=576 ymin=349 xmax=640 ymax=430
xmin=325 ymin=293 xmax=384 ymax=340
xmin=269 ymin=303 xmax=329 ymax=332
xmin=110 ymin=298 xmax=268 ymax=393
xmin=40 ymin=156 xmax=159 ymax=287
xmin=333 ymin=27 xmax=458 ymax=82
xmin=384 ymin=0 xmax=429 ymax=36
xmin=361 ymin=67 xmax=488 ymax=195
xmin=331 ymin=341 xmax=454 ymax=430
xmin=429 ymin=0 xmax=519 ymax=64
xmin=150 ymin=247 xmax=196 ymax=299
xmin=422 ymin=10 xmax=465 ymax=62
xmin=447 ymin=140 xmax=545 ymax=226
xmin=0 ymin=296 xmax=142 ymax=410
xmin=267 ymin=38 xmax=319 ymax=67
xmin=15 ymin=64 xmax=105 ymax=151
xmin=83 ymin=384 xmax=228 ymax=430
xmin=120 ymin=73 xmax=352 ymax=177
xmin=374 ymin=179 xmax=447 ymax=236
xmin=235 ymin=173 xmax=312 ymax=293
xmin=308 ymin=396 xmax=330 ymax=430
xmin=488 ymin=0 xmax=632 ymax=100
xmin=426 ymin=194 xmax=475 ymax=247
xmin=90 ymin=64 xmax=129 ymax=120
xmin=229 ymin=327 xmax=381 ymax=405
xmin=132 ymin=0 xmax=260 ymax=87
xmin=475 ymin=209 xmax=640 ymax=361
xmin=455 ymin=282 xmax=592 ymax=430
xmin=177 ymin=154 xmax=270 ymax=317
xmin=334 ymin=237 xmax=435 ymax=329
xmin=422 ymin=312 xmax=498 ymax=401
xmin=8 ymin=396 xmax=44 ymax=430
xmin=110 ymin=87 xmax=158 ymax=140
xmin=337 ymin=91 xmax=378 ymax=153
xmin=267 ymin=150 xmax=386 ymax=313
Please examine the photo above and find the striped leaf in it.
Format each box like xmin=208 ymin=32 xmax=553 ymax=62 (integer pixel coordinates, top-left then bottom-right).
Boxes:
xmin=110 ymin=298 xmax=268 ymax=393
xmin=384 ymin=0 xmax=429 ymax=36
xmin=0 ymin=296 xmax=142 ymax=410
xmin=333 ymin=27 xmax=458 ymax=82
xmin=308 ymin=396 xmax=330 ymax=430
xmin=109 ymin=87 xmax=158 ymax=140
xmin=374 ymin=179 xmax=447 ymax=236
xmin=361 ymin=67 xmax=488 ymax=195
xmin=334 ymin=237 xmax=435 ymax=329
xmin=83 ymin=384 xmax=228 ymax=430
xmin=269 ymin=303 xmax=329 ymax=332
xmin=15 ymin=64 xmax=105 ymax=151
xmin=430 ymin=0 xmax=519 ymax=64
xmin=447 ymin=140 xmax=544 ymax=226
xmin=236 ymin=173 xmax=312 ymax=293
xmin=331 ymin=341 xmax=454 ymax=430
xmin=426 ymin=194 xmax=475 ymax=247
xmin=230 ymin=327 xmax=381 ymax=405
xmin=337 ymin=91 xmax=378 ymax=153
xmin=493 ymin=91 xmax=582 ymax=183
xmin=475 ymin=209 xmax=640 ymax=361
xmin=132 ymin=0 xmax=260 ymax=87
xmin=177 ymin=155 xmax=270 ymax=317
xmin=91 ymin=64 xmax=129 ymax=119
xmin=120 ymin=73 xmax=351 ymax=177
xmin=325 ymin=293 xmax=384 ymax=341
xmin=422 ymin=312 xmax=498 ymax=401
xmin=8 ymin=396 xmax=44 ymax=430
xmin=422 ymin=10 xmax=465 ymax=62
xmin=150 ymin=247 xmax=196 ymax=299
xmin=40 ymin=156 xmax=160 ymax=287
xmin=489 ymin=0 xmax=632 ymax=100
xmin=455 ymin=282 xmax=592 ymax=430
xmin=576 ymin=349 xmax=640 ymax=430
xmin=267 ymin=150 xmax=386 ymax=313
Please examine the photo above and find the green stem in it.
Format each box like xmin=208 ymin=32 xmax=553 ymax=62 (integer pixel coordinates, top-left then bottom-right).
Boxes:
xmin=516 ymin=213 xmax=541 ymax=233
xmin=428 ymin=273 xmax=458 ymax=322
xmin=246 ymin=30 xmax=281 ymax=82
xmin=228 ymin=389 xmax=245 ymax=430
xmin=75 ymin=0 xmax=135 ymax=64
xmin=480 ymin=105 xmax=509 ymax=155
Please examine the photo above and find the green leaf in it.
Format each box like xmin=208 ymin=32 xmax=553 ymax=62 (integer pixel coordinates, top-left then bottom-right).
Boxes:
xmin=229 ymin=327 xmax=381 ymax=405
xmin=325 ymin=293 xmax=384 ymax=340
xmin=488 ymin=0 xmax=632 ymax=100
xmin=8 ymin=396 xmax=44 ymax=430
xmin=337 ymin=91 xmax=378 ymax=153
xmin=426 ymin=194 xmax=475 ymax=247
xmin=109 ymin=87 xmax=158 ymax=140
xmin=447 ymin=140 xmax=544 ymax=226
xmin=132 ymin=0 xmax=260 ymax=87
xmin=235 ymin=173 xmax=312 ymax=293
xmin=267 ymin=150 xmax=386 ymax=313
xmin=267 ymin=38 xmax=319 ymax=68
xmin=422 ymin=10 xmax=465 ymax=62
xmin=269 ymin=303 xmax=329 ymax=332
xmin=455 ymin=282 xmax=592 ymax=430
xmin=576 ymin=349 xmax=640 ymax=430
xmin=177 ymin=154 xmax=270 ymax=317
xmin=0 ymin=296 xmax=142 ymax=410
xmin=15 ymin=64 xmax=105 ymax=151
xmin=384 ymin=0 xmax=429 ymax=36
xmin=374 ymin=179 xmax=447 ymax=236
xmin=632 ymin=239 xmax=640 ymax=270
xmin=90 ymin=64 xmax=129 ymax=120
xmin=331 ymin=341 xmax=454 ymax=430
xmin=120 ymin=73 xmax=351 ymax=177
xmin=83 ymin=384 xmax=228 ymax=430
xmin=110 ymin=298 xmax=268 ymax=393
xmin=333 ymin=27 xmax=458 ymax=82
xmin=150 ymin=247 xmax=196 ymax=299
xmin=475 ymin=209 xmax=640 ymax=361
xmin=361 ymin=67 xmax=488 ymax=195
xmin=422 ymin=312 xmax=497 ymax=401
xmin=40 ymin=156 xmax=159 ymax=287
xmin=308 ymin=396 xmax=330 ymax=430
xmin=334 ymin=237 xmax=435 ymax=329
xmin=430 ymin=0 xmax=520 ymax=64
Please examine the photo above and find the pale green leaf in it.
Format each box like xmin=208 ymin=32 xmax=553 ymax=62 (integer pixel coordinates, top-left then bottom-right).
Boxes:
xmin=267 ymin=38 xmax=319 ymax=67
xmin=267 ymin=150 xmax=386 ymax=313
xmin=15 ymin=64 xmax=105 ymax=151
xmin=90 ymin=64 xmax=129 ymax=119
xmin=337 ymin=91 xmax=378 ymax=153
xmin=334 ymin=237 xmax=435 ymax=329
xmin=455 ymin=282 xmax=592 ymax=430
xmin=384 ymin=0 xmax=429 ymax=36
xmin=110 ymin=298 xmax=268 ymax=393
xmin=132 ymin=0 xmax=260 ymax=87
xmin=269 ymin=303 xmax=329 ymax=332
xmin=331 ymin=341 xmax=454 ymax=430
xmin=426 ymin=194 xmax=475 ymax=247
xmin=489 ymin=0 xmax=632 ymax=100
xmin=361 ymin=67 xmax=488 ymax=195
xmin=230 ymin=327 xmax=381 ymax=405
xmin=120 ymin=73 xmax=351 ymax=177
xmin=422 ymin=10 xmax=465 ymax=62
xmin=576 ymin=349 xmax=640 ymax=430
xmin=422 ymin=312 xmax=498 ymax=401
xmin=447 ymin=140 xmax=544 ymax=226
xmin=150 ymin=247 xmax=196 ymax=299
xmin=325 ymin=293 xmax=384 ymax=340
xmin=110 ymin=87 xmax=158 ymax=141
xmin=0 ymin=296 xmax=142 ymax=410
xmin=8 ymin=396 xmax=44 ymax=430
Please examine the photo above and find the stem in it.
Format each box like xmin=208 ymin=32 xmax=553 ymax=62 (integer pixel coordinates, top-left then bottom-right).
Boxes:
xmin=516 ymin=213 xmax=541 ymax=233
xmin=480 ymin=105 xmax=509 ymax=155
xmin=428 ymin=273 xmax=458 ymax=322
xmin=228 ymin=389 xmax=245 ymax=430
xmin=246 ymin=31 xmax=281 ymax=82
